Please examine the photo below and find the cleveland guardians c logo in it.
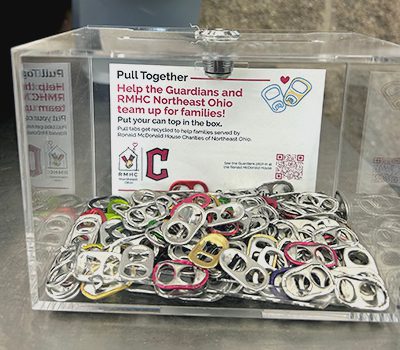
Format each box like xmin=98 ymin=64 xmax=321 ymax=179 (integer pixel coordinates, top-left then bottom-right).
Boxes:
xmin=146 ymin=148 xmax=169 ymax=181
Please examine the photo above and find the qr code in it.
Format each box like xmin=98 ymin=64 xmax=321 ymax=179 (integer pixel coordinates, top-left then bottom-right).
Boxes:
xmin=275 ymin=154 xmax=304 ymax=180
xmin=372 ymin=157 xmax=400 ymax=184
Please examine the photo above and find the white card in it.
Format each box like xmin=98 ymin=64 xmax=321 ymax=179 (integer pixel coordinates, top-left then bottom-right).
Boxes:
xmin=23 ymin=62 xmax=75 ymax=193
xmin=109 ymin=64 xmax=326 ymax=194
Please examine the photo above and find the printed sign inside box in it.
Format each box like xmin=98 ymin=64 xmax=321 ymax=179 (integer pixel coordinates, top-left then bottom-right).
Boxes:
xmin=109 ymin=64 xmax=326 ymax=194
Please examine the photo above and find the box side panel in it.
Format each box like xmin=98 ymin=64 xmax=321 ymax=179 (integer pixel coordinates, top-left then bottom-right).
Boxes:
xmin=15 ymin=54 xmax=95 ymax=301
xmin=337 ymin=63 xmax=400 ymax=319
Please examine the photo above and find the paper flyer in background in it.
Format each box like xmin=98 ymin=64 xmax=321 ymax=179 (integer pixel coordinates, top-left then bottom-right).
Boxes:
xmin=23 ymin=62 xmax=75 ymax=192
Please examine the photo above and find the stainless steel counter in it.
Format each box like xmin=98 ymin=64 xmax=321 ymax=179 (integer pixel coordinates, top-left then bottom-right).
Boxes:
xmin=1 ymin=124 xmax=399 ymax=350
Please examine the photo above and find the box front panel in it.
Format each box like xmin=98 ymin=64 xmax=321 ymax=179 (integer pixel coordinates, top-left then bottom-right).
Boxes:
xmin=12 ymin=28 xmax=400 ymax=321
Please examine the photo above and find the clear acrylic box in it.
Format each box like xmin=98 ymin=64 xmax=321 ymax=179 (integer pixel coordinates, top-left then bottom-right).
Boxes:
xmin=11 ymin=26 xmax=400 ymax=322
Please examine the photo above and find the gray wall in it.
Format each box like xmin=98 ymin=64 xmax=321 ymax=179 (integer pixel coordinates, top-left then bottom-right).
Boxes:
xmin=199 ymin=0 xmax=400 ymax=43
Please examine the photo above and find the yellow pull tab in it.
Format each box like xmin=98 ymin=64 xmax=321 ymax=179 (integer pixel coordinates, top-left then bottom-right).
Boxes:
xmin=82 ymin=243 xmax=104 ymax=251
xmin=80 ymin=282 xmax=131 ymax=300
xmin=188 ymin=233 xmax=229 ymax=269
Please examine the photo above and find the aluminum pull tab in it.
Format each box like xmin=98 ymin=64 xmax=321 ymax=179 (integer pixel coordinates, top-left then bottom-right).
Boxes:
xmin=219 ymin=248 xmax=269 ymax=292
xmin=162 ymin=203 xmax=206 ymax=245
xmin=188 ymin=233 xmax=229 ymax=269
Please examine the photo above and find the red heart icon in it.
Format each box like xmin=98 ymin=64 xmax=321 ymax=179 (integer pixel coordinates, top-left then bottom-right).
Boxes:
xmin=280 ymin=76 xmax=290 ymax=84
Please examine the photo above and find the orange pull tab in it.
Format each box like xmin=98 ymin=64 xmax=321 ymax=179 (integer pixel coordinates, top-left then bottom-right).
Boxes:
xmin=188 ymin=233 xmax=229 ymax=269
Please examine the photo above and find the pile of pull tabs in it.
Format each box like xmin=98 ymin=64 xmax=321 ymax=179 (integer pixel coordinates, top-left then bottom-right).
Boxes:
xmin=45 ymin=180 xmax=389 ymax=311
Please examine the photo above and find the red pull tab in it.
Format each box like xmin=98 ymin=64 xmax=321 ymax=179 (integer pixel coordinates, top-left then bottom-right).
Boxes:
xmin=262 ymin=196 xmax=278 ymax=209
xmin=169 ymin=180 xmax=209 ymax=192
xmin=81 ymin=208 xmax=107 ymax=223
xmin=208 ymin=222 xmax=240 ymax=236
